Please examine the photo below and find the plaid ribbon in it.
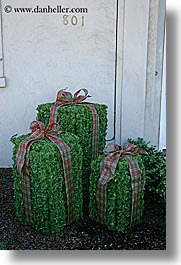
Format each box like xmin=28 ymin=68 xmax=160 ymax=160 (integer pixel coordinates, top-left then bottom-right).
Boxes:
xmin=49 ymin=88 xmax=99 ymax=160
xmin=16 ymin=121 xmax=74 ymax=225
xmin=96 ymin=142 xmax=148 ymax=226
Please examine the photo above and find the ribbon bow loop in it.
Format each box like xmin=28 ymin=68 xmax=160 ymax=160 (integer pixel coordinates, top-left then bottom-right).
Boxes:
xmin=56 ymin=88 xmax=90 ymax=105
xmin=30 ymin=121 xmax=61 ymax=137
xmin=56 ymin=88 xmax=73 ymax=104
xmin=121 ymin=142 xmax=148 ymax=156
xmin=30 ymin=121 xmax=61 ymax=138
xmin=73 ymin=88 xmax=91 ymax=103
xmin=30 ymin=121 xmax=45 ymax=133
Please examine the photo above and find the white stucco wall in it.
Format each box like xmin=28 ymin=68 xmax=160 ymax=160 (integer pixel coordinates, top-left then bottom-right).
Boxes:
xmin=159 ymin=33 xmax=166 ymax=150
xmin=0 ymin=0 xmax=118 ymax=167
xmin=0 ymin=0 xmax=165 ymax=167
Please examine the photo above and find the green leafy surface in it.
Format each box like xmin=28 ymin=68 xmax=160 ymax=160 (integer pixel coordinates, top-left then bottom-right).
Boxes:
xmin=89 ymin=155 xmax=145 ymax=231
xmin=36 ymin=103 xmax=108 ymax=206
xmin=128 ymin=138 xmax=166 ymax=200
xmin=11 ymin=132 xmax=83 ymax=235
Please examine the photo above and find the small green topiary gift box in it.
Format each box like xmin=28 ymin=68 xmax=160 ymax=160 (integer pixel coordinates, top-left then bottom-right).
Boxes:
xmin=89 ymin=143 xmax=147 ymax=231
xmin=36 ymin=89 xmax=108 ymax=212
xmin=11 ymin=121 xmax=83 ymax=235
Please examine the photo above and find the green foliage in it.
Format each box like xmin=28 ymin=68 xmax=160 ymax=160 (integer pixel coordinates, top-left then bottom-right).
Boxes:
xmin=11 ymin=132 xmax=83 ymax=235
xmin=0 ymin=243 xmax=6 ymax=250
xmin=36 ymin=103 xmax=108 ymax=204
xmin=89 ymin=154 xmax=145 ymax=231
xmin=127 ymin=138 xmax=166 ymax=200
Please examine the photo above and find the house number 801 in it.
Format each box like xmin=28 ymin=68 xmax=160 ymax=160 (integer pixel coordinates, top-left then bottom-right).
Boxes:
xmin=63 ymin=15 xmax=85 ymax=27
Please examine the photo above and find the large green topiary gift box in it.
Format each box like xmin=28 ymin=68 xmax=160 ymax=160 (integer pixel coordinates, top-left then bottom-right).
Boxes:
xmin=11 ymin=121 xmax=83 ymax=235
xmin=89 ymin=143 xmax=147 ymax=231
xmin=36 ymin=89 xmax=108 ymax=212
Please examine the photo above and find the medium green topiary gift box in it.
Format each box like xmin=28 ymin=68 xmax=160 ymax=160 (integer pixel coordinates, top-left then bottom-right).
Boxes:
xmin=36 ymin=89 xmax=108 ymax=212
xmin=89 ymin=143 xmax=147 ymax=231
xmin=11 ymin=121 xmax=83 ymax=235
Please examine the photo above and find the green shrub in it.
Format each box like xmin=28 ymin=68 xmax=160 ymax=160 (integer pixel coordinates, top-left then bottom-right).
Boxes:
xmin=36 ymin=103 xmax=108 ymax=210
xmin=89 ymin=154 xmax=145 ymax=231
xmin=0 ymin=243 xmax=6 ymax=250
xmin=11 ymin=132 xmax=83 ymax=235
xmin=127 ymin=138 xmax=166 ymax=200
